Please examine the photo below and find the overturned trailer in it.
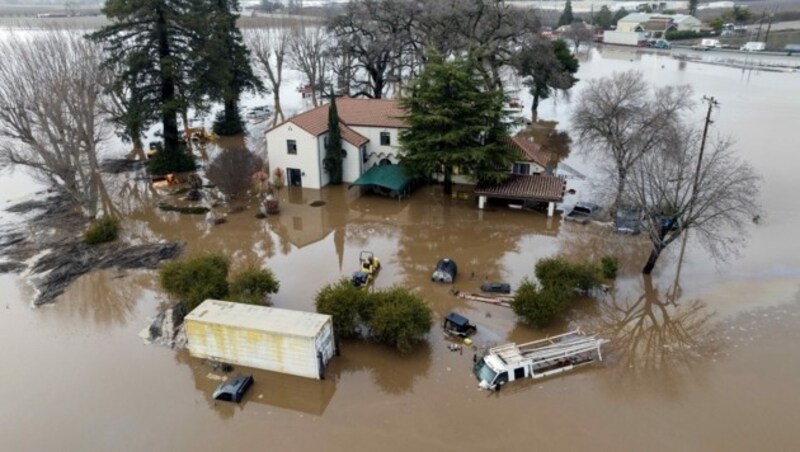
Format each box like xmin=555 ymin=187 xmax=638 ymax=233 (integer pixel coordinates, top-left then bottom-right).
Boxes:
xmin=474 ymin=329 xmax=607 ymax=390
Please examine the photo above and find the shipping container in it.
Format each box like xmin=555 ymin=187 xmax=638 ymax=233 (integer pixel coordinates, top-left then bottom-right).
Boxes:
xmin=185 ymin=299 xmax=336 ymax=380
xmin=602 ymin=31 xmax=647 ymax=47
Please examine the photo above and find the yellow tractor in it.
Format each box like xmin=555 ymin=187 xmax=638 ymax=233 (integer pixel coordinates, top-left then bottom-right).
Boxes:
xmin=359 ymin=251 xmax=380 ymax=275
xmin=352 ymin=251 xmax=380 ymax=289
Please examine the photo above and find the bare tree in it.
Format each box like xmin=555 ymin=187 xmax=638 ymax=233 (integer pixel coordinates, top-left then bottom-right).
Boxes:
xmin=572 ymin=71 xmax=694 ymax=214
xmin=288 ymin=26 xmax=330 ymax=107
xmin=0 ymin=32 xmax=110 ymax=218
xmin=561 ymin=22 xmax=593 ymax=52
xmin=246 ymin=27 xmax=290 ymax=125
xmin=628 ymin=122 xmax=761 ymax=274
xmin=328 ymin=0 xmax=418 ymax=98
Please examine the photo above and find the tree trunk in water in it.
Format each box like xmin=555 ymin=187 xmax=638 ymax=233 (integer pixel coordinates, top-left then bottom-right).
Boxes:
xmin=126 ymin=131 xmax=146 ymax=161
xmin=156 ymin=7 xmax=179 ymax=155
xmin=531 ymin=93 xmax=539 ymax=123
xmin=273 ymin=91 xmax=284 ymax=124
xmin=642 ymin=246 xmax=663 ymax=274
xmin=443 ymin=167 xmax=453 ymax=196
xmin=611 ymin=167 xmax=627 ymax=216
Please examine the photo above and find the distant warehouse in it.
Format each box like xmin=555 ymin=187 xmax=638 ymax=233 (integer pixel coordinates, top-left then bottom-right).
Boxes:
xmin=185 ymin=300 xmax=336 ymax=380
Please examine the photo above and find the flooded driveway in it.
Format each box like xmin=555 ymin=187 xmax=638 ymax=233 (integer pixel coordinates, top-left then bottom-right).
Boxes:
xmin=1 ymin=46 xmax=800 ymax=451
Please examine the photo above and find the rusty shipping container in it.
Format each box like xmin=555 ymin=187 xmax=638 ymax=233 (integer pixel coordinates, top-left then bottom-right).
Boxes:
xmin=185 ymin=299 xmax=336 ymax=380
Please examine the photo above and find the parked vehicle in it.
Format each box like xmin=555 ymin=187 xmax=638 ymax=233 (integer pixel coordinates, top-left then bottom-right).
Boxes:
xmin=246 ymin=105 xmax=272 ymax=122
xmin=352 ymin=251 xmax=380 ymax=288
xmin=473 ymin=329 xmax=608 ymax=390
xmin=564 ymin=202 xmax=601 ymax=224
xmin=785 ymin=44 xmax=800 ymax=56
xmin=432 ymin=258 xmax=458 ymax=283
xmin=351 ymin=271 xmax=371 ymax=288
xmin=212 ymin=374 xmax=254 ymax=403
xmin=740 ymin=41 xmax=766 ymax=52
xmin=443 ymin=312 xmax=477 ymax=337
xmin=651 ymin=39 xmax=670 ymax=49
xmin=693 ymin=38 xmax=721 ymax=50
xmin=615 ymin=207 xmax=642 ymax=234
xmin=480 ymin=282 xmax=512 ymax=294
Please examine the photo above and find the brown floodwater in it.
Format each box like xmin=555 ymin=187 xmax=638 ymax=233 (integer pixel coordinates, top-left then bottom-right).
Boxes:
xmin=1 ymin=46 xmax=800 ymax=451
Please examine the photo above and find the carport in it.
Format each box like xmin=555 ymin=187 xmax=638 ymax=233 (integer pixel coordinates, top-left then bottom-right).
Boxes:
xmin=349 ymin=164 xmax=413 ymax=199
xmin=474 ymin=173 xmax=566 ymax=216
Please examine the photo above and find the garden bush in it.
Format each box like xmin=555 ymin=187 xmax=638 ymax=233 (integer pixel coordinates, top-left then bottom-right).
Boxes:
xmin=665 ymin=30 xmax=713 ymax=41
xmin=159 ymin=253 xmax=230 ymax=311
xmin=535 ymin=257 xmax=601 ymax=291
xmin=366 ymin=287 xmax=433 ymax=353
xmin=147 ymin=145 xmax=197 ymax=176
xmin=601 ymin=256 xmax=619 ymax=279
xmin=511 ymin=279 xmax=571 ymax=328
xmin=229 ymin=267 xmax=280 ymax=305
xmin=84 ymin=215 xmax=120 ymax=245
xmin=212 ymin=109 xmax=245 ymax=136
xmin=315 ymin=278 xmax=368 ymax=338
xmin=314 ymin=281 xmax=433 ymax=352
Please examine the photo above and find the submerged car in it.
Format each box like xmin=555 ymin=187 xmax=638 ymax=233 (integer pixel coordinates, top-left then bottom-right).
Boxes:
xmin=564 ymin=202 xmax=601 ymax=224
xmin=480 ymin=282 xmax=511 ymax=294
xmin=432 ymin=258 xmax=458 ymax=283
xmin=212 ymin=374 xmax=253 ymax=403
xmin=443 ymin=312 xmax=477 ymax=337
xmin=615 ymin=207 xmax=642 ymax=234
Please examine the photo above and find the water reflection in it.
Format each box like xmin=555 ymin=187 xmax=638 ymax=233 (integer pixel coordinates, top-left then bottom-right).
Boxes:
xmin=175 ymin=349 xmax=337 ymax=419
xmin=56 ymin=269 xmax=153 ymax=328
xmin=332 ymin=340 xmax=432 ymax=396
xmin=588 ymin=275 xmax=721 ymax=394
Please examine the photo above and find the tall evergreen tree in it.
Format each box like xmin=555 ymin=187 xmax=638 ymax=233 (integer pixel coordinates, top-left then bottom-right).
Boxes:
xmin=399 ymin=54 xmax=517 ymax=195
xmin=688 ymin=0 xmax=698 ymax=16
xmin=558 ymin=0 xmax=574 ymax=27
xmin=323 ymin=96 xmax=344 ymax=184
xmin=594 ymin=5 xmax=613 ymax=30
xmin=196 ymin=0 xmax=263 ymax=136
xmin=90 ymin=0 xmax=196 ymax=174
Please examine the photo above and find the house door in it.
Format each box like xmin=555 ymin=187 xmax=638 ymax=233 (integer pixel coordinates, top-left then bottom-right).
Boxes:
xmin=287 ymin=168 xmax=302 ymax=187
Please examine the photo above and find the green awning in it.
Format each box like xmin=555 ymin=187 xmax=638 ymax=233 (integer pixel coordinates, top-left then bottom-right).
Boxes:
xmin=350 ymin=164 xmax=412 ymax=193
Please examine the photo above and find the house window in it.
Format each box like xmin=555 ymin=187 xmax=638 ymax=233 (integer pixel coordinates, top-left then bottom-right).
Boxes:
xmin=287 ymin=139 xmax=297 ymax=155
xmin=380 ymin=132 xmax=391 ymax=146
xmin=512 ymin=163 xmax=530 ymax=175
xmin=361 ymin=146 xmax=368 ymax=164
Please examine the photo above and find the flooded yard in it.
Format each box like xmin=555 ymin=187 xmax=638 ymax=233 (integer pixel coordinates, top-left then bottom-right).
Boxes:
xmin=1 ymin=45 xmax=800 ymax=451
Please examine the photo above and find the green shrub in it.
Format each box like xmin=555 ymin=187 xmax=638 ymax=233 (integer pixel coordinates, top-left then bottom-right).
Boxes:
xmin=212 ymin=109 xmax=245 ymax=136
xmin=366 ymin=287 xmax=433 ymax=353
xmin=535 ymin=257 xmax=601 ymax=291
xmin=601 ymin=256 xmax=619 ymax=279
xmin=665 ymin=30 xmax=713 ymax=41
xmin=159 ymin=253 xmax=230 ymax=312
xmin=511 ymin=278 xmax=570 ymax=328
xmin=315 ymin=278 xmax=368 ymax=338
xmin=314 ymin=281 xmax=434 ymax=352
xmin=229 ymin=267 xmax=280 ymax=305
xmin=147 ymin=145 xmax=197 ymax=176
xmin=84 ymin=215 xmax=120 ymax=245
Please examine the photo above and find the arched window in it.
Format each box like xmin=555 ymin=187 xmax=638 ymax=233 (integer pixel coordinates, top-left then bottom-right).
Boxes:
xmin=379 ymin=158 xmax=392 ymax=166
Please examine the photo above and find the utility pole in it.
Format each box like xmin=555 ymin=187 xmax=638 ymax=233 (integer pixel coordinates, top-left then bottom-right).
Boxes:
xmin=672 ymin=96 xmax=719 ymax=293
xmin=755 ymin=11 xmax=766 ymax=41
xmin=764 ymin=12 xmax=774 ymax=45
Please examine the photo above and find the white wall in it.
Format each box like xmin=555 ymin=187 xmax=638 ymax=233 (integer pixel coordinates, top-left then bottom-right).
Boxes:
xmin=266 ymin=122 xmax=322 ymax=189
xmin=352 ymin=126 xmax=404 ymax=170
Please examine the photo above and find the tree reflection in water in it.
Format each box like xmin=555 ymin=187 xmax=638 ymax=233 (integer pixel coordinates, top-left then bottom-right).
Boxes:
xmin=588 ymin=275 xmax=722 ymax=393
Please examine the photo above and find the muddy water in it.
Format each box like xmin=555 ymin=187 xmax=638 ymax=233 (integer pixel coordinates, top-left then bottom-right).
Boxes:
xmin=1 ymin=47 xmax=800 ymax=451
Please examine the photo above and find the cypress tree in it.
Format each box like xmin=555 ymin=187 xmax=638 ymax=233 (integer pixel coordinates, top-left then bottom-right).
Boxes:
xmin=558 ymin=0 xmax=574 ymax=27
xmin=323 ymin=96 xmax=344 ymax=184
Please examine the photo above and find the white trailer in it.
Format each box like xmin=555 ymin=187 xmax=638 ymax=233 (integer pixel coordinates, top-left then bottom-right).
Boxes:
xmin=602 ymin=31 xmax=646 ymax=47
xmin=740 ymin=41 xmax=766 ymax=52
xmin=185 ymin=299 xmax=336 ymax=380
xmin=474 ymin=329 xmax=607 ymax=390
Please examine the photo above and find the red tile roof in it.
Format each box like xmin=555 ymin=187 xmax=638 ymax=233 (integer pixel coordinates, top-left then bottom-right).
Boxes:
xmin=510 ymin=136 xmax=550 ymax=168
xmin=474 ymin=173 xmax=565 ymax=202
xmin=269 ymin=98 xmax=407 ymax=147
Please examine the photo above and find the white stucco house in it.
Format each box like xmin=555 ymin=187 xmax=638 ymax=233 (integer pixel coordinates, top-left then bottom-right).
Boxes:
xmin=265 ymin=98 xmax=406 ymax=189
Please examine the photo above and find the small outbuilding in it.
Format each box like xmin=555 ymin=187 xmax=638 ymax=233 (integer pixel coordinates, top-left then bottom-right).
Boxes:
xmin=185 ymin=299 xmax=336 ymax=380
xmin=474 ymin=173 xmax=566 ymax=216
